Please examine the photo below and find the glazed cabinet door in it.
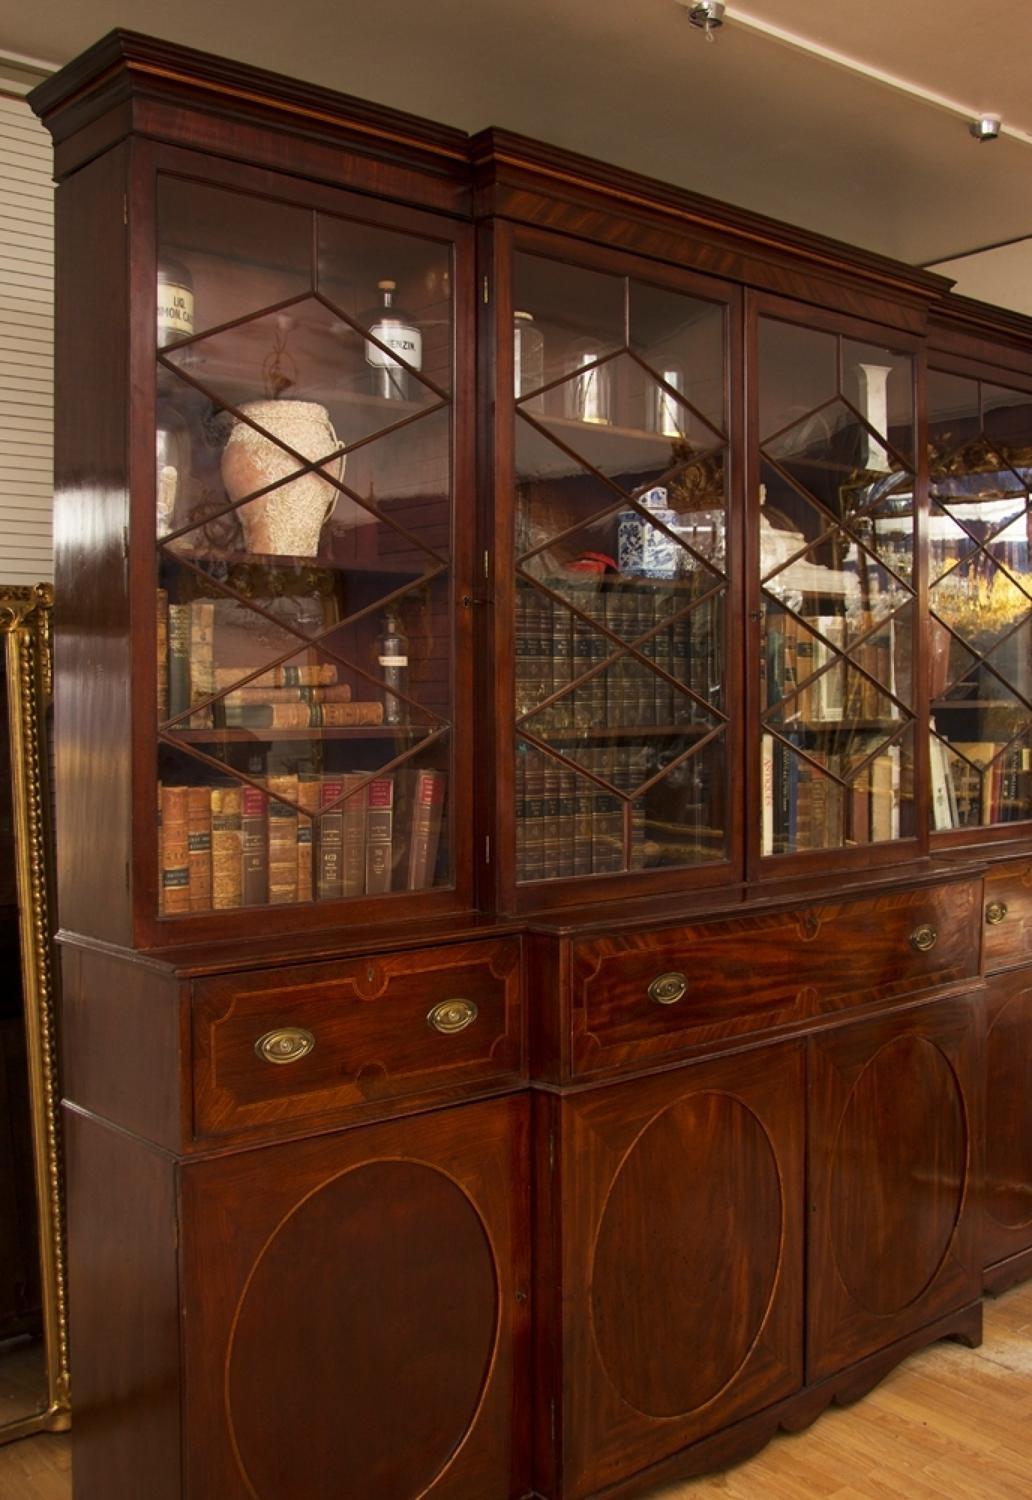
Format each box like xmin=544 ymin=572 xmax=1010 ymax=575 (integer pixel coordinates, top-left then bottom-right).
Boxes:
xmin=180 ymin=1094 xmax=529 ymax=1499
xmin=489 ymin=226 xmax=744 ymax=911
xmin=539 ymin=1042 xmax=804 ymax=1499
xmin=984 ymin=967 xmax=1032 ymax=1285
xmin=139 ymin=145 xmax=475 ymax=945
xmin=807 ymin=994 xmax=982 ymax=1381
xmin=752 ymin=298 xmax=921 ymax=873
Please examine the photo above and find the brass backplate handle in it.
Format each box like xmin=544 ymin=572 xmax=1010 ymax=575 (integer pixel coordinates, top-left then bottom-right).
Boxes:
xmin=255 ymin=1027 xmax=315 ymax=1065
xmin=649 ymin=971 xmax=688 ymax=1006
xmin=909 ymin=924 xmax=938 ymax=954
xmin=986 ymin=901 xmax=1009 ymax=926
xmin=428 ymin=998 xmax=478 ymax=1034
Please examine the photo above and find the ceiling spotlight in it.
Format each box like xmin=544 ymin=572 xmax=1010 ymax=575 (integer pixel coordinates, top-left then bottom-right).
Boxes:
xmin=680 ymin=1 xmax=726 ymax=39
xmin=969 ymin=114 xmax=1002 ymax=142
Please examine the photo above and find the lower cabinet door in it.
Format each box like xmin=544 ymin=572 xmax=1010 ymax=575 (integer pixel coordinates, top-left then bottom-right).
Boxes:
xmin=984 ymin=967 xmax=1032 ymax=1276
xmin=807 ymin=994 xmax=982 ymax=1382
xmin=180 ymin=1094 xmax=529 ymax=1500
xmin=549 ymin=1042 xmax=805 ymax=1499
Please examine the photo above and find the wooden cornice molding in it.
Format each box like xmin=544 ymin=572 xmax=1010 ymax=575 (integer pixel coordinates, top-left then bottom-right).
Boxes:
xmin=28 ymin=29 xmax=469 ymax=179
xmin=470 ymin=127 xmax=955 ymax=309
xmin=929 ymin=289 xmax=1032 ymax=349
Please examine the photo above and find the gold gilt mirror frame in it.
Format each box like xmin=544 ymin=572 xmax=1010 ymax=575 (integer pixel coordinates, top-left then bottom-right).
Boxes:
xmin=0 ymin=584 xmax=70 ymax=1443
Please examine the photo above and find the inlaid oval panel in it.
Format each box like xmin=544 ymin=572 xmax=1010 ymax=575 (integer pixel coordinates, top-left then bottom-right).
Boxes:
xmin=591 ymin=1092 xmax=782 ymax=1418
xmin=830 ymin=1035 xmax=966 ymax=1316
xmin=986 ymin=990 xmax=1032 ymax=1229
xmin=227 ymin=1161 xmax=498 ymax=1500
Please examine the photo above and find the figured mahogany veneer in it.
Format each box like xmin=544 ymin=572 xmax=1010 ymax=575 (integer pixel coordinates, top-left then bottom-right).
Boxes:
xmin=807 ymin=994 xmax=982 ymax=1381
xmin=183 ymin=1094 xmax=529 ymax=1500
xmin=983 ymin=966 xmax=1032 ymax=1279
xmin=982 ymin=858 xmax=1032 ymax=972
xmin=563 ymin=878 xmax=980 ymax=1081
xmin=192 ymin=937 xmax=523 ymax=1138
xmin=536 ymin=1043 xmax=804 ymax=1499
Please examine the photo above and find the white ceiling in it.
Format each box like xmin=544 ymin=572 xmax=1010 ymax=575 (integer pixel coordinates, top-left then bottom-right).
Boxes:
xmin=5 ymin=0 xmax=1032 ymax=274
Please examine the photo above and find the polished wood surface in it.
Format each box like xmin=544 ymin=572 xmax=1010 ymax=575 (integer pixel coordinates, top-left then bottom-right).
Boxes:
xmin=3 ymin=1285 xmax=1031 ymax=1500
xmin=984 ymin=968 xmax=1032 ymax=1274
xmin=64 ymin=1112 xmax=181 ymax=1500
xmin=982 ymin=859 xmax=1032 ymax=973
xmin=179 ymin=1094 xmax=529 ymax=1499
xmin=546 ymin=1044 xmax=804 ymax=1498
xmin=807 ymin=994 xmax=983 ymax=1382
xmin=566 ymin=879 xmax=981 ymax=1080
xmin=192 ymin=936 xmax=523 ymax=1140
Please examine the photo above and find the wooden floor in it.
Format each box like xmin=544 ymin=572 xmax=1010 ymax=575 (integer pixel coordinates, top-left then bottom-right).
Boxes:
xmin=0 ymin=1284 xmax=1029 ymax=1500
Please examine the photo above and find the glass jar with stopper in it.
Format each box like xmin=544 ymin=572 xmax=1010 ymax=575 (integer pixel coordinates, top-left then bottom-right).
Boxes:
xmin=362 ymin=279 xmax=422 ymax=400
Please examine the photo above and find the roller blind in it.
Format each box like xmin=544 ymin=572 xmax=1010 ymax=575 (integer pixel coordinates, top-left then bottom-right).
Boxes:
xmin=0 ymin=90 xmax=53 ymax=584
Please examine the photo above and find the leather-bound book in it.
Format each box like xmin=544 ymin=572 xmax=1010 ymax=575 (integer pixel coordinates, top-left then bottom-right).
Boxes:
xmin=186 ymin=785 xmax=212 ymax=911
xmin=364 ymin=776 xmax=395 ymax=894
xmin=156 ymin=589 xmax=169 ymax=723
xmin=160 ymin=784 xmax=190 ymax=915
xmin=316 ymin=777 xmax=345 ymax=900
xmin=406 ymin=769 xmax=446 ymax=890
xmin=296 ymin=772 xmax=321 ymax=903
xmin=267 ymin=773 xmax=299 ymax=905
xmin=341 ymin=772 xmax=367 ymax=897
xmin=241 ymin=784 xmax=269 ymax=906
xmin=168 ymin=604 xmax=190 ymax=720
xmin=210 ymin=784 xmax=243 ymax=909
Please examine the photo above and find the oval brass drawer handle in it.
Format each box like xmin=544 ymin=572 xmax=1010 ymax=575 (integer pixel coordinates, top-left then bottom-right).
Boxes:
xmin=255 ymin=1028 xmax=315 ymax=1065
xmin=428 ymin=998 xmax=478 ymax=1034
xmin=649 ymin=972 xmax=688 ymax=1006
xmin=986 ymin=901 xmax=1009 ymax=926
xmin=909 ymin=924 xmax=938 ymax=954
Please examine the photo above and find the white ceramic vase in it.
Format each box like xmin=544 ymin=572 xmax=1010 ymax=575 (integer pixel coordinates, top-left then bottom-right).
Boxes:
xmin=221 ymin=400 xmax=344 ymax=557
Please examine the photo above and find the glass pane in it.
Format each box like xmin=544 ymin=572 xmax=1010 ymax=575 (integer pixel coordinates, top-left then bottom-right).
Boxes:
xmin=758 ymin=320 xmax=837 ymax=441
xmin=841 ymin=339 xmax=914 ymax=464
xmin=762 ymin=728 xmax=914 ymax=855
xmin=318 ymin=216 xmax=452 ymax=394
xmin=629 ymin=282 xmax=726 ymax=435
xmin=632 ymin=733 xmax=727 ymax=868
xmin=156 ymin=176 xmax=311 ymax=346
xmin=927 ymin=367 xmax=1032 ymax=829
xmin=157 ymin=209 xmax=456 ymax=914
xmin=512 ymin=253 xmax=625 ymax=393
xmin=512 ymin=255 xmax=728 ymax=882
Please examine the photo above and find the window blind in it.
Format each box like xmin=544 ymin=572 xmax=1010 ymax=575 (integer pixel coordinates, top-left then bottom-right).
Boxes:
xmin=0 ymin=90 xmax=53 ymax=584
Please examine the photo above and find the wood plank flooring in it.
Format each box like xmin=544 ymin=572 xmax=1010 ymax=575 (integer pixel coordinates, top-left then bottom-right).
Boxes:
xmin=0 ymin=1283 xmax=1028 ymax=1500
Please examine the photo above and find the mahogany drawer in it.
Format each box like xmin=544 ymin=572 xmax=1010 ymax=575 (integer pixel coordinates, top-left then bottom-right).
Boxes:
xmin=568 ymin=879 xmax=980 ymax=1079
xmin=191 ymin=937 xmax=522 ymax=1138
xmin=982 ymin=860 xmax=1032 ymax=972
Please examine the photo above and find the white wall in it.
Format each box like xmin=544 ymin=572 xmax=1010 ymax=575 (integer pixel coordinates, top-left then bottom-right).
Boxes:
xmin=0 ymin=81 xmax=53 ymax=585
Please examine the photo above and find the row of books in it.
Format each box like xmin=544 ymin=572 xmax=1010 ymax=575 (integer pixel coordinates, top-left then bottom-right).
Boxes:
xmin=763 ymin=610 xmax=900 ymax=724
xmin=515 ymin=745 xmax=723 ymax=881
xmin=761 ymin=734 xmax=905 ymax=855
xmin=515 ymin=579 xmax=721 ymax=731
xmin=156 ymin=593 xmax=386 ymax=729
xmin=931 ymin=738 xmax=1032 ymax=829
xmin=158 ymin=768 xmax=446 ymax=914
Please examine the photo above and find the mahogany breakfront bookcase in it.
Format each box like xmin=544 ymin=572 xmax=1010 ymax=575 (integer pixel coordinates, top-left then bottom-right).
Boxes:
xmin=31 ymin=31 xmax=1032 ymax=1500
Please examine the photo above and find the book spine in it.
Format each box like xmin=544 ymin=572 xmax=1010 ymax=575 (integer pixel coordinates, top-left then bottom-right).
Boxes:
xmin=515 ymin=747 xmax=527 ymax=882
xmin=523 ymin=753 xmax=545 ymax=882
xmin=223 ymin=683 xmax=358 ymax=707
xmin=156 ymin=590 xmax=169 ymax=724
xmin=365 ymin=777 xmax=395 ymax=894
xmin=267 ymin=774 xmax=299 ymax=905
xmin=222 ymin=701 xmax=385 ymax=728
xmin=296 ymin=772 xmax=321 ymax=903
xmin=341 ymin=773 xmax=368 ymax=896
xmin=406 ymin=769 xmax=447 ymax=890
xmin=189 ymin=601 xmax=215 ymax=728
xmin=213 ymin=663 xmax=340 ymax=690
xmin=542 ymin=758 xmax=561 ymax=880
xmin=160 ymin=785 xmax=190 ymax=916
xmin=241 ymin=785 xmax=269 ymax=906
xmin=187 ymin=785 xmax=212 ymax=912
xmin=558 ymin=766 xmax=575 ymax=879
xmin=210 ymin=786 xmax=243 ymax=909
xmin=317 ymin=777 xmax=345 ymax=900
xmin=168 ymin=604 xmax=190 ymax=720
